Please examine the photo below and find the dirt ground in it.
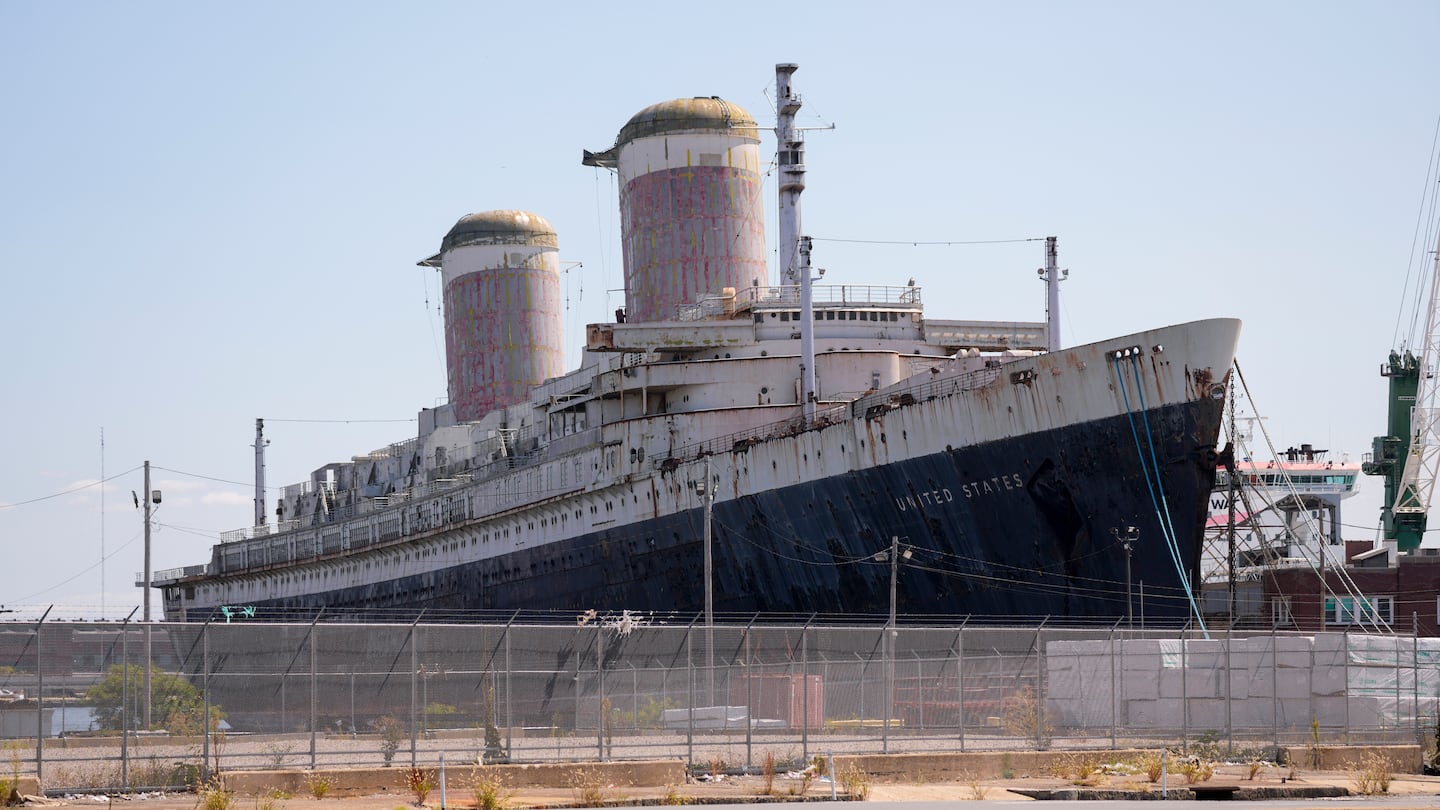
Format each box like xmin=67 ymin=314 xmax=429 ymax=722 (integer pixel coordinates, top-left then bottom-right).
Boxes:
xmin=20 ymin=762 xmax=1440 ymax=809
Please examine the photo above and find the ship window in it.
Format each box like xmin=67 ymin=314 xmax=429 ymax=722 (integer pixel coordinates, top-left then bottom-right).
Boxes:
xmin=825 ymin=311 xmax=834 ymax=320
xmin=754 ymin=313 xmax=763 ymax=323
xmin=848 ymin=312 xmax=857 ymax=320
xmin=815 ymin=312 xmax=822 ymax=321
xmin=781 ymin=311 xmax=790 ymax=321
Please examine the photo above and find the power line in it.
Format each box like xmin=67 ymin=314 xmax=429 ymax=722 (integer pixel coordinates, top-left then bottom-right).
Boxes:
xmin=810 ymin=236 xmax=1045 ymax=246
xmin=264 ymin=418 xmax=416 ymax=424
xmin=1 ymin=465 xmax=142 ymax=508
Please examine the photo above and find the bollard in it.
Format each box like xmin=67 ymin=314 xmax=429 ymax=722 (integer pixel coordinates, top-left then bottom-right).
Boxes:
xmin=1161 ymin=749 xmax=1167 ymax=798
xmin=439 ymin=751 xmax=447 ymax=810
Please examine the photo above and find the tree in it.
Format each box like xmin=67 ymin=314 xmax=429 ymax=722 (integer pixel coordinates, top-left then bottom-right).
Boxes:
xmin=83 ymin=664 xmax=222 ymax=732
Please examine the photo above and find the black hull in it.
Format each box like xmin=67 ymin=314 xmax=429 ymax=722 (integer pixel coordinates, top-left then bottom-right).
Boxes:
xmin=199 ymin=396 xmax=1222 ymax=624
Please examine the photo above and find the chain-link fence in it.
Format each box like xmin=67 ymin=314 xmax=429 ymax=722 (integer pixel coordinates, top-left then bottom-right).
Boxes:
xmin=0 ymin=618 xmax=1435 ymax=792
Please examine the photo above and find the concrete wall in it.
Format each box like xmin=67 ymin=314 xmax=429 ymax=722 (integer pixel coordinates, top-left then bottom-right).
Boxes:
xmin=218 ymin=759 xmax=686 ymax=797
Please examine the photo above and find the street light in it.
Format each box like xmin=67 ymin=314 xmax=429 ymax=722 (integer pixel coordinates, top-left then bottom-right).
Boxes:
xmin=1111 ymin=526 xmax=1139 ymax=628
xmin=873 ymin=535 xmax=911 ymax=753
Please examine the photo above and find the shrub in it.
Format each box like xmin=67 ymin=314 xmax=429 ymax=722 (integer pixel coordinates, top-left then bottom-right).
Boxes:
xmin=1001 ymin=685 xmax=1052 ymax=748
xmin=372 ymin=716 xmax=404 ymax=767
xmin=403 ymin=767 xmax=435 ymax=805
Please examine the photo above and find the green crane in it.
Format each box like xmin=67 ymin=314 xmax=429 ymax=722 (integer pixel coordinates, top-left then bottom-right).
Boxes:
xmin=1362 ymin=351 xmax=1424 ymax=551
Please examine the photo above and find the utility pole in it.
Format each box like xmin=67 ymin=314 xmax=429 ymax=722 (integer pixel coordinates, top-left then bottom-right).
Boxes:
xmin=876 ymin=535 xmax=909 ymax=753
xmin=692 ymin=459 xmax=716 ymax=704
xmin=1112 ymin=526 xmax=1138 ymax=628
xmin=142 ymin=460 xmax=153 ymax=730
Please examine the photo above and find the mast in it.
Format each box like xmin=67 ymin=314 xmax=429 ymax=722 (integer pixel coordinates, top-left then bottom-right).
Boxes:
xmin=254 ymin=418 xmax=268 ymax=528
xmin=1040 ymin=236 xmax=1066 ymax=352
xmin=775 ymin=63 xmax=816 ymax=423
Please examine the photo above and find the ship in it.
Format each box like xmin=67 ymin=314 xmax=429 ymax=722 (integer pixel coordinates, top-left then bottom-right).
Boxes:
xmin=153 ymin=64 xmax=1242 ymax=624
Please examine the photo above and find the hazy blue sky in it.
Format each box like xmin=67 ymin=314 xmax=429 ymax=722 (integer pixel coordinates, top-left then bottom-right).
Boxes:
xmin=2 ymin=1 xmax=1437 ymax=619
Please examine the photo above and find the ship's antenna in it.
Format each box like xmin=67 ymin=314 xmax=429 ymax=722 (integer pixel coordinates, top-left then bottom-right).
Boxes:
xmin=775 ymin=62 xmax=817 ymax=423
xmin=254 ymin=418 xmax=269 ymax=529
xmin=1038 ymin=236 xmax=1067 ymax=351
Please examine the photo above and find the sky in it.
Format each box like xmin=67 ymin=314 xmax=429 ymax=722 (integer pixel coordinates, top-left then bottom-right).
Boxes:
xmin=1 ymin=1 xmax=1438 ymax=621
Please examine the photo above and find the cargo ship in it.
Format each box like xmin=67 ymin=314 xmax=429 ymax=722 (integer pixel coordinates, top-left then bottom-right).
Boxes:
xmin=153 ymin=64 xmax=1241 ymax=624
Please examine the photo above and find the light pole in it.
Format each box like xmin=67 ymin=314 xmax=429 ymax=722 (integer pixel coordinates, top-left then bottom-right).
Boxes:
xmin=691 ymin=459 xmax=716 ymax=705
xmin=1111 ymin=526 xmax=1139 ymax=628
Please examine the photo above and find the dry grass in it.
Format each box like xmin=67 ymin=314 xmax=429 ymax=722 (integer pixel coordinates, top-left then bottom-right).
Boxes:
xmin=567 ymin=765 xmax=621 ymax=807
xmin=1350 ymin=752 xmax=1393 ymax=796
xmin=961 ymin=770 xmax=988 ymax=800
xmin=1048 ymin=754 xmax=1104 ymax=787
xmin=1176 ymin=758 xmax=1215 ymax=785
xmin=402 ymin=767 xmax=434 ymax=805
xmin=195 ymin=774 xmax=234 ymax=810
xmin=302 ymin=771 xmax=333 ymax=799
xmin=470 ymin=765 xmax=512 ymax=810
xmin=838 ymin=763 xmax=870 ymax=800
xmin=1138 ymin=753 xmax=1164 ymax=783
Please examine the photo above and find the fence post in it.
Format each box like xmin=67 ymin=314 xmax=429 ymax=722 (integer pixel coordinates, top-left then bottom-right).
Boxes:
xmin=1035 ymin=621 xmax=1047 ymax=751
xmin=310 ymin=621 xmax=318 ymax=770
xmin=801 ymin=618 xmax=810 ymax=764
xmin=1270 ymin=619 xmax=1278 ymax=753
xmin=504 ymin=612 xmax=515 ymax=759
xmin=1109 ymin=621 xmax=1117 ymax=750
xmin=744 ymin=621 xmax=753 ymax=770
xmin=1224 ymin=626 xmax=1233 ymax=758
xmin=881 ymin=621 xmax=890 ymax=754
xmin=202 ymin=621 xmax=211 ymax=782
xmin=957 ymin=621 xmax=966 ymax=752
xmin=597 ymin=622 xmax=606 ymax=761
xmin=1343 ymin=625 xmax=1351 ymax=744
xmin=1181 ymin=623 xmax=1188 ymax=755
xmin=35 ymin=610 xmax=48 ymax=786
xmin=121 ymin=613 xmax=131 ymax=787
xmin=410 ymin=621 xmax=420 ymax=768
xmin=1414 ymin=614 xmax=1422 ymax=747
xmin=686 ymin=621 xmax=694 ymax=769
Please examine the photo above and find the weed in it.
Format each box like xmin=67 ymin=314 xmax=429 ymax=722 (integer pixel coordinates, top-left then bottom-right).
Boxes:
xmin=707 ymin=758 xmax=725 ymax=779
xmin=961 ymin=770 xmax=988 ymax=800
xmin=1001 ymin=753 xmax=1014 ymax=779
xmin=761 ymin=751 xmax=776 ymax=796
xmin=568 ymin=765 xmax=618 ymax=807
xmin=195 ymin=774 xmax=234 ymax=810
xmin=403 ymin=767 xmax=434 ymax=805
xmin=260 ymin=741 xmax=295 ymax=770
xmin=1176 ymin=758 xmax=1215 ymax=785
xmin=1246 ymin=760 xmax=1263 ymax=781
xmin=838 ymin=763 xmax=870 ymax=800
xmin=661 ymin=784 xmax=689 ymax=805
xmin=0 ymin=742 xmax=21 ymax=803
xmin=302 ymin=771 xmax=334 ymax=800
xmin=471 ymin=765 xmax=512 ymax=810
xmin=255 ymin=786 xmax=288 ymax=810
xmin=1310 ymin=716 xmax=1322 ymax=768
xmin=1350 ymin=752 xmax=1392 ymax=796
xmin=1001 ymin=685 xmax=1053 ymax=749
xmin=1138 ymin=753 xmax=1164 ymax=783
